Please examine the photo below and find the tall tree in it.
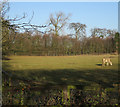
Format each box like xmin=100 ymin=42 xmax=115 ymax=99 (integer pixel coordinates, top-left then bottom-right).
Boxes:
xmin=91 ymin=28 xmax=107 ymax=38
xmin=49 ymin=12 xmax=70 ymax=36
xmin=69 ymin=23 xmax=86 ymax=40
xmin=91 ymin=28 xmax=116 ymax=38
xmin=114 ymin=32 xmax=119 ymax=54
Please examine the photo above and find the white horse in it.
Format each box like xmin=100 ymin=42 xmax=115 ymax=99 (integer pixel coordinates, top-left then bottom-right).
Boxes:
xmin=102 ymin=58 xmax=112 ymax=66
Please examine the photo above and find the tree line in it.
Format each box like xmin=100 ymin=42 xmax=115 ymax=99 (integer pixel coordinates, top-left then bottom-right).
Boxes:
xmin=3 ymin=28 xmax=119 ymax=56
xmin=1 ymin=2 xmax=120 ymax=56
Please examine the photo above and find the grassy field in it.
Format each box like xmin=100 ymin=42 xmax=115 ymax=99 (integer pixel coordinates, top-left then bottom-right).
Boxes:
xmin=4 ymin=54 xmax=118 ymax=70
xmin=3 ymin=54 xmax=118 ymax=87
xmin=2 ymin=54 xmax=119 ymax=105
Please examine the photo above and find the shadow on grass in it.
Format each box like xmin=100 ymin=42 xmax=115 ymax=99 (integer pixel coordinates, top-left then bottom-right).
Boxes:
xmin=2 ymin=56 xmax=118 ymax=91
xmin=2 ymin=56 xmax=11 ymax=60
xmin=5 ymin=68 xmax=118 ymax=90
xmin=96 ymin=64 xmax=102 ymax=66
xmin=2 ymin=62 xmax=119 ymax=105
xmin=2 ymin=54 xmax=119 ymax=105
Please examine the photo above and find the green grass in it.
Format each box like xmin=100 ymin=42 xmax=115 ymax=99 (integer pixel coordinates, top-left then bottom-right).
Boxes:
xmin=4 ymin=54 xmax=118 ymax=71
xmin=2 ymin=54 xmax=119 ymax=105
xmin=3 ymin=54 xmax=119 ymax=89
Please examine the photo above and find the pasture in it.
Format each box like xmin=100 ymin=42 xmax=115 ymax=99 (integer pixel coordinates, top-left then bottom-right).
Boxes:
xmin=3 ymin=54 xmax=118 ymax=86
xmin=2 ymin=54 xmax=119 ymax=105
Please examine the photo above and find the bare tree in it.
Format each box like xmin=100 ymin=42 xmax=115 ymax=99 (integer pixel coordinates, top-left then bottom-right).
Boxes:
xmin=91 ymin=28 xmax=116 ymax=39
xmin=91 ymin=28 xmax=105 ymax=38
xmin=0 ymin=0 xmax=10 ymax=18
xmin=69 ymin=22 xmax=86 ymax=40
xmin=1 ymin=1 xmax=52 ymax=56
xmin=48 ymin=12 xmax=70 ymax=36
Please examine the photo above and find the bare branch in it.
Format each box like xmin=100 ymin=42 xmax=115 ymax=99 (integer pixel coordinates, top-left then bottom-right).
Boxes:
xmin=8 ymin=13 xmax=26 ymax=22
xmin=28 ymin=11 xmax=34 ymax=24
xmin=49 ymin=12 xmax=70 ymax=36
xmin=69 ymin=22 xmax=87 ymax=40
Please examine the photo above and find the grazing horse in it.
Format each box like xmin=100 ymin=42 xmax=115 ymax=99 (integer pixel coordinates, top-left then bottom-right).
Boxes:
xmin=102 ymin=58 xmax=112 ymax=66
